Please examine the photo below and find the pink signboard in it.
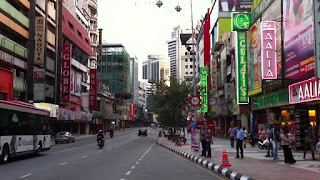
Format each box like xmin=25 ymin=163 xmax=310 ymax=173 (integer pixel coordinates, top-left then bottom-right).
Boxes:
xmin=261 ymin=21 xmax=277 ymax=79
xmin=289 ymin=77 xmax=320 ymax=104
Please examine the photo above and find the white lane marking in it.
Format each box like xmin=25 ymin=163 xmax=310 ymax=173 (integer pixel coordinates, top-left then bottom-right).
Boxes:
xmin=98 ymin=151 xmax=102 ymax=153
xmin=60 ymin=162 xmax=67 ymax=166
xmin=120 ymin=179 xmax=125 ymax=180
xmin=83 ymin=156 xmax=88 ymax=158
xmin=139 ymin=158 xmax=142 ymax=161
xmin=20 ymin=173 xmax=32 ymax=179
xmin=136 ymin=162 xmax=139 ymax=164
xmin=50 ymin=133 xmax=136 ymax=154
xmin=143 ymin=153 xmax=146 ymax=155
xmin=131 ymin=166 xmax=135 ymax=169
xmin=125 ymin=171 xmax=132 ymax=175
xmin=108 ymin=148 xmax=111 ymax=150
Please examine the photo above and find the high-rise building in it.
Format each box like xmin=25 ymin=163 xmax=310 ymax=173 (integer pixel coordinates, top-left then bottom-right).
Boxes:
xmin=167 ymin=26 xmax=191 ymax=81
xmin=142 ymin=55 xmax=170 ymax=83
xmin=130 ymin=57 xmax=139 ymax=105
xmin=98 ymin=43 xmax=130 ymax=94
xmin=0 ymin=0 xmax=31 ymax=102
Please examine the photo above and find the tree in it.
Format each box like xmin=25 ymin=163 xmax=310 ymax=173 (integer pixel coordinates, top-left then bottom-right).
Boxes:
xmin=150 ymin=77 xmax=192 ymax=132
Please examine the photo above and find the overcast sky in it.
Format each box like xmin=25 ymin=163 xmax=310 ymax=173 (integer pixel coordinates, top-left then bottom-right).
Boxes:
xmin=97 ymin=0 xmax=210 ymax=80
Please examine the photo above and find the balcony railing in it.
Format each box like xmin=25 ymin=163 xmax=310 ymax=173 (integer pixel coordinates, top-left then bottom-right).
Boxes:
xmin=0 ymin=34 xmax=28 ymax=58
xmin=0 ymin=0 xmax=29 ymax=28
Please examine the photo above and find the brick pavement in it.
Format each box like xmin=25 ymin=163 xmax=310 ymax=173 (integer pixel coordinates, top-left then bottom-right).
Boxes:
xmin=158 ymin=134 xmax=320 ymax=180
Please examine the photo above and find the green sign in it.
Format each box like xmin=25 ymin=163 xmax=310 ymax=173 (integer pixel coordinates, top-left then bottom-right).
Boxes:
xmin=237 ymin=32 xmax=248 ymax=104
xmin=200 ymin=67 xmax=208 ymax=113
xmin=232 ymin=13 xmax=251 ymax=31
xmin=252 ymin=89 xmax=289 ymax=110
xmin=251 ymin=0 xmax=274 ymax=24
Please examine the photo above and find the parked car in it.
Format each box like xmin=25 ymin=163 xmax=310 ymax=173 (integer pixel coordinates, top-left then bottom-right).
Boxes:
xmin=138 ymin=129 xmax=148 ymax=136
xmin=55 ymin=132 xmax=75 ymax=143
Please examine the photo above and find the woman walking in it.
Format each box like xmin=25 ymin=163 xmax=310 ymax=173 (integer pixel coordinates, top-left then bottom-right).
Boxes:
xmin=280 ymin=127 xmax=296 ymax=164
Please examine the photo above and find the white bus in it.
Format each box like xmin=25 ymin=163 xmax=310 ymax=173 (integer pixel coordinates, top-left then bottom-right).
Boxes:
xmin=0 ymin=100 xmax=51 ymax=164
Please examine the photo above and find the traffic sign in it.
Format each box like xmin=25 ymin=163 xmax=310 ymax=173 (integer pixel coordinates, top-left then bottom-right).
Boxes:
xmin=190 ymin=96 xmax=201 ymax=107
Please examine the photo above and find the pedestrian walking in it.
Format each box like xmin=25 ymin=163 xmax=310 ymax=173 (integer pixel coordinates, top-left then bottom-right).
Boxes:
xmin=270 ymin=125 xmax=280 ymax=160
xmin=258 ymin=127 xmax=266 ymax=139
xmin=243 ymin=127 xmax=248 ymax=148
xmin=316 ymin=138 xmax=320 ymax=160
xmin=204 ymin=124 xmax=213 ymax=158
xmin=180 ymin=130 xmax=185 ymax=143
xmin=200 ymin=125 xmax=206 ymax=157
xmin=266 ymin=124 xmax=273 ymax=157
xmin=228 ymin=126 xmax=236 ymax=148
xmin=303 ymin=125 xmax=316 ymax=160
xmin=236 ymin=124 xmax=245 ymax=159
xmin=280 ymin=127 xmax=296 ymax=164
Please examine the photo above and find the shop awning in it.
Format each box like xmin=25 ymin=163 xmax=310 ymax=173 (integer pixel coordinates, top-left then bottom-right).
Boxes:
xmin=62 ymin=6 xmax=92 ymax=56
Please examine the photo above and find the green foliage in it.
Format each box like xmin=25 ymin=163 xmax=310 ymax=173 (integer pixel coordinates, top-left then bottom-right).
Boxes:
xmin=150 ymin=77 xmax=192 ymax=128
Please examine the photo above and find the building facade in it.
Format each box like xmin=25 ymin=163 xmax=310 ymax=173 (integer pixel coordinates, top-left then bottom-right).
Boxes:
xmin=142 ymin=54 xmax=170 ymax=83
xmin=167 ymin=26 xmax=191 ymax=81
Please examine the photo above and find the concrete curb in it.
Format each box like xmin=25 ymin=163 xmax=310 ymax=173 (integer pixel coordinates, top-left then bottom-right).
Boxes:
xmin=157 ymin=141 xmax=255 ymax=180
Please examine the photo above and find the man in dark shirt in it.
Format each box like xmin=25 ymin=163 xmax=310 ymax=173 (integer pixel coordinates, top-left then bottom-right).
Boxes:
xmin=304 ymin=125 xmax=316 ymax=160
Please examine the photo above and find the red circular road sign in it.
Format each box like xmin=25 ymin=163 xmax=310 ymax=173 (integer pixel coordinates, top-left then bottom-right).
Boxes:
xmin=190 ymin=96 xmax=201 ymax=107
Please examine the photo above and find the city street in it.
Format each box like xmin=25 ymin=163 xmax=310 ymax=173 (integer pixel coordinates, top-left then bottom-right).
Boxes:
xmin=0 ymin=128 xmax=225 ymax=180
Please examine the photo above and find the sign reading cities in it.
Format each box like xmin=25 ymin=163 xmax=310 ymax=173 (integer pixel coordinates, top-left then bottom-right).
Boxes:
xmin=232 ymin=12 xmax=251 ymax=31
xmin=237 ymin=32 xmax=249 ymax=104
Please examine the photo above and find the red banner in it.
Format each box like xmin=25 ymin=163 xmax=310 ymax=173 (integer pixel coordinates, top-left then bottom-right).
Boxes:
xmin=204 ymin=8 xmax=210 ymax=66
xmin=196 ymin=120 xmax=214 ymax=129
xmin=0 ymin=68 xmax=13 ymax=100
xmin=89 ymin=69 xmax=98 ymax=110
xmin=61 ymin=44 xmax=72 ymax=103
xmin=70 ymin=95 xmax=82 ymax=105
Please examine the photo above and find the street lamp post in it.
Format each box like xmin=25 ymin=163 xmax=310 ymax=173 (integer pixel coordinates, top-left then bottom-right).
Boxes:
xmin=189 ymin=0 xmax=198 ymax=123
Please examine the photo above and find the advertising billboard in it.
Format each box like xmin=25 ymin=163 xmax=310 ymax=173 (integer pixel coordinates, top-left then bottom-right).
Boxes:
xmin=289 ymin=77 xmax=320 ymax=104
xmin=261 ymin=21 xmax=277 ymax=79
xmin=200 ymin=66 xmax=209 ymax=113
xmin=61 ymin=44 xmax=72 ymax=103
xmin=248 ymin=20 xmax=262 ymax=96
xmin=283 ymin=0 xmax=314 ymax=80
xmin=220 ymin=0 xmax=253 ymax=12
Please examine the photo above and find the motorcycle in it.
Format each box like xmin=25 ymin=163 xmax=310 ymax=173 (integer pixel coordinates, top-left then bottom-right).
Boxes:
xmin=97 ymin=139 xmax=104 ymax=149
xmin=258 ymin=138 xmax=268 ymax=149
xmin=249 ymin=134 xmax=258 ymax=147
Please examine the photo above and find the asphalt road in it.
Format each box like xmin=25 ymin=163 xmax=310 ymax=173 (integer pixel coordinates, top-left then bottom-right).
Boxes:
xmin=0 ymin=127 xmax=225 ymax=180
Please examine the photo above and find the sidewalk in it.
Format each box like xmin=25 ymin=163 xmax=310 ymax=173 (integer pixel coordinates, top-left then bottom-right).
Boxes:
xmin=157 ymin=133 xmax=320 ymax=180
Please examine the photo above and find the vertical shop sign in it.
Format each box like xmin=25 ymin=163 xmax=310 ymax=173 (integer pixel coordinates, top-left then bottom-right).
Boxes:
xmin=204 ymin=9 xmax=210 ymax=66
xmin=89 ymin=69 xmax=98 ymax=110
xmin=315 ymin=0 xmax=320 ymax=78
xmin=200 ymin=66 xmax=209 ymax=112
xmin=283 ymin=0 xmax=314 ymax=80
xmin=261 ymin=21 xmax=277 ymax=79
xmin=61 ymin=44 xmax=72 ymax=103
xmin=211 ymin=58 xmax=217 ymax=91
xmin=34 ymin=17 xmax=45 ymax=65
xmin=236 ymin=32 xmax=249 ymax=104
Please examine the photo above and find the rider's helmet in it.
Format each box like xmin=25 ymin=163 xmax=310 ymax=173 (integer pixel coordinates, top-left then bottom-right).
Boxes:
xmin=99 ymin=130 xmax=103 ymax=133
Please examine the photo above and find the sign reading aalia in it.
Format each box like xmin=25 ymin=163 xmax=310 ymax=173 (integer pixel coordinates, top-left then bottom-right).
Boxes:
xmin=261 ymin=21 xmax=277 ymax=79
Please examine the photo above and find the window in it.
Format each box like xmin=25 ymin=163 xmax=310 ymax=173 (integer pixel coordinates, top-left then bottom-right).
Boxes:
xmin=186 ymin=72 xmax=188 ymax=74
xmin=185 ymin=65 xmax=188 ymax=68
xmin=185 ymin=59 xmax=188 ymax=62
xmin=77 ymin=30 xmax=82 ymax=38
xmin=190 ymin=65 xmax=193 ymax=68
xmin=190 ymin=58 xmax=193 ymax=62
xmin=190 ymin=71 xmax=193 ymax=74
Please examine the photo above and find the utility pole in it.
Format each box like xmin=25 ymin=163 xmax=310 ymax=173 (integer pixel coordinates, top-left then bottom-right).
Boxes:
xmin=190 ymin=0 xmax=197 ymax=123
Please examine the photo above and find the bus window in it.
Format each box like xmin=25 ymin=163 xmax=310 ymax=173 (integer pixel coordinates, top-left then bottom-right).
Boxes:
xmin=0 ymin=112 xmax=8 ymax=136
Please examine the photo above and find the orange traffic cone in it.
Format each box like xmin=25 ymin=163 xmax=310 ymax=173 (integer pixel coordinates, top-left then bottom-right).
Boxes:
xmin=221 ymin=149 xmax=231 ymax=166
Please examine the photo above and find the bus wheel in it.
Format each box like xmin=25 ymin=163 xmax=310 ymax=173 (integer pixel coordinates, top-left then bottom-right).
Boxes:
xmin=1 ymin=144 xmax=9 ymax=163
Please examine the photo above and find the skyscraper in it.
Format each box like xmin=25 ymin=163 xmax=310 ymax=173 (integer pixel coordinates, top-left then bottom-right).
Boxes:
xmin=142 ymin=55 xmax=170 ymax=83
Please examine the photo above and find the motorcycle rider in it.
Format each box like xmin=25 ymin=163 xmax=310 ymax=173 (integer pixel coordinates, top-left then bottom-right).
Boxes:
xmin=109 ymin=127 xmax=114 ymax=138
xmin=97 ymin=130 xmax=104 ymax=143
